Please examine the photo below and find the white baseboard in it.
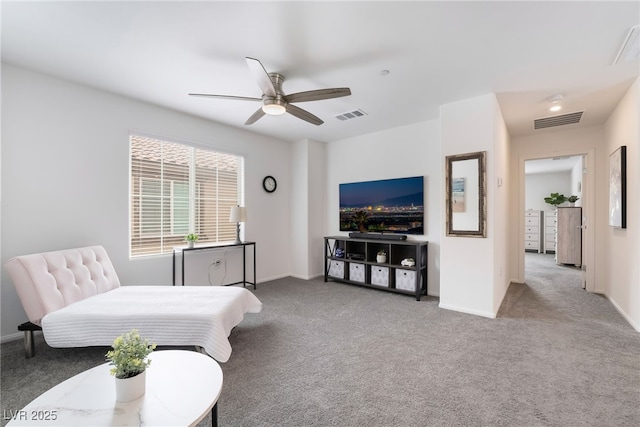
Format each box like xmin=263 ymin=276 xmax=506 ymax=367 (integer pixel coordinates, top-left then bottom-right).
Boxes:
xmin=439 ymin=302 xmax=497 ymax=319
xmin=290 ymin=272 xmax=324 ymax=281
xmin=1 ymin=330 xmax=42 ymax=344
xmin=257 ymin=273 xmax=291 ymax=284
xmin=605 ymin=293 xmax=640 ymax=332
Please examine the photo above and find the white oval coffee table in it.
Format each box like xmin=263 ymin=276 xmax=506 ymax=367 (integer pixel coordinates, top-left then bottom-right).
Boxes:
xmin=7 ymin=350 xmax=223 ymax=426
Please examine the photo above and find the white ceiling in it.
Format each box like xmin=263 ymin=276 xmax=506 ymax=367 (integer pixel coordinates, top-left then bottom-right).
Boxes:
xmin=525 ymin=156 xmax=582 ymax=175
xmin=2 ymin=1 xmax=639 ymax=143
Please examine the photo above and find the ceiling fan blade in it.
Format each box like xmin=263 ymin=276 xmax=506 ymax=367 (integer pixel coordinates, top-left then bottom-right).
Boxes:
xmin=285 ymin=104 xmax=323 ymax=125
xmin=286 ymin=88 xmax=351 ymax=103
xmin=189 ymin=93 xmax=262 ymax=102
xmin=244 ymin=108 xmax=266 ymax=125
xmin=245 ymin=57 xmax=277 ymax=97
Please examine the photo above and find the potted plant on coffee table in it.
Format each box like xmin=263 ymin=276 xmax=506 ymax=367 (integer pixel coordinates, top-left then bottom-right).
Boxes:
xmin=106 ymin=329 xmax=156 ymax=402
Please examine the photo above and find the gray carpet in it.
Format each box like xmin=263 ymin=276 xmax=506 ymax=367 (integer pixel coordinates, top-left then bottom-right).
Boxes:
xmin=2 ymin=253 xmax=639 ymax=426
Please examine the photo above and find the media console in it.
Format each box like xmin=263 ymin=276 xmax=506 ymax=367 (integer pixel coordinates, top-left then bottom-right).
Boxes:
xmin=324 ymin=236 xmax=428 ymax=300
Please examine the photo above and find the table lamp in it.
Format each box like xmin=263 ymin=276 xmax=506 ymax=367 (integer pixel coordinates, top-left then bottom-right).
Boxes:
xmin=229 ymin=206 xmax=247 ymax=244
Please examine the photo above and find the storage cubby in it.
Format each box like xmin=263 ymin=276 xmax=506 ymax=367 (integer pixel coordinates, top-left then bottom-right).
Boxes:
xmin=345 ymin=240 xmax=366 ymax=261
xmin=324 ymin=236 xmax=428 ymax=300
xmin=367 ymin=242 xmax=391 ymax=263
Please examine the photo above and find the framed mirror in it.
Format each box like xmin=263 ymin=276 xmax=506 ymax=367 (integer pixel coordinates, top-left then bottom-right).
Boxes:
xmin=445 ymin=151 xmax=486 ymax=237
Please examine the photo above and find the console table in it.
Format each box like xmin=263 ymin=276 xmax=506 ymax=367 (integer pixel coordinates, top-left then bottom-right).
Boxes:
xmin=173 ymin=241 xmax=256 ymax=289
xmin=6 ymin=350 xmax=223 ymax=427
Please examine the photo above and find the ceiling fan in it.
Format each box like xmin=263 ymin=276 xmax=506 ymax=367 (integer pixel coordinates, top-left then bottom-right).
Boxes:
xmin=189 ymin=57 xmax=351 ymax=126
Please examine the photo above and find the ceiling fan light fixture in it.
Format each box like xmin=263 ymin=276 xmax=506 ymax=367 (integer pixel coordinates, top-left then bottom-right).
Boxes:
xmin=262 ymin=99 xmax=286 ymax=115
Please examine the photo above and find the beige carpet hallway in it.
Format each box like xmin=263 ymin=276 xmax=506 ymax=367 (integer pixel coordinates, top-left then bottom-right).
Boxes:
xmin=1 ymin=252 xmax=639 ymax=426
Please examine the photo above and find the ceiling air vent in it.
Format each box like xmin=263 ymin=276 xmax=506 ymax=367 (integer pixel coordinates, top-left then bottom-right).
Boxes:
xmin=335 ymin=109 xmax=367 ymax=121
xmin=534 ymin=111 xmax=583 ymax=130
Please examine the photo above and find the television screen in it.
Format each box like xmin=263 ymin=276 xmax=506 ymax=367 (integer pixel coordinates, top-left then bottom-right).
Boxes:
xmin=339 ymin=176 xmax=424 ymax=234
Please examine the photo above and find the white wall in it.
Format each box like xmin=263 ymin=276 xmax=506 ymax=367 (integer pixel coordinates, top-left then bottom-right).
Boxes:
xmin=290 ymin=139 xmax=326 ymax=280
xmin=1 ymin=64 xmax=293 ymax=340
xmin=326 ymin=120 xmax=441 ymax=295
xmin=570 ymin=156 xmax=584 ymax=207
xmin=290 ymin=141 xmax=309 ymax=278
xmin=525 ymin=171 xmax=571 ymax=211
xmin=492 ymin=96 xmax=511 ymax=314
xmin=307 ymin=140 xmax=326 ymax=279
xmin=439 ymin=93 xmax=510 ymax=318
xmin=604 ymin=77 xmax=640 ymax=331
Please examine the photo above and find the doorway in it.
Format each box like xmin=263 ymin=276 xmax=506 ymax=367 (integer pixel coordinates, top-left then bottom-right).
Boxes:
xmin=518 ymin=150 xmax=595 ymax=292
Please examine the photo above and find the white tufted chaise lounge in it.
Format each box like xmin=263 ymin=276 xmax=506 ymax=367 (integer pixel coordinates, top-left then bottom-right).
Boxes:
xmin=4 ymin=245 xmax=262 ymax=360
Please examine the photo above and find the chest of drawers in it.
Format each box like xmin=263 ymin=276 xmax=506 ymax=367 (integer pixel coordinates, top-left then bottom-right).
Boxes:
xmin=524 ymin=210 xmax=543 ymax=253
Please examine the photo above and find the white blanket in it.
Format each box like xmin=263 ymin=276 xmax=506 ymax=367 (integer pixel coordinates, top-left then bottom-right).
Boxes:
xmin=42 ymin=286 xmax=262 ymax=362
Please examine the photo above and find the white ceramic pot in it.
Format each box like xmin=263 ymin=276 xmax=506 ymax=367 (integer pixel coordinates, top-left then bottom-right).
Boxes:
xmin=115 ymin=370 xmax=146 ymax=402
xmin=187 ymin=241 xmax=195 ymax=248
xmin=376 ymin=255 xmax=387 ymax=263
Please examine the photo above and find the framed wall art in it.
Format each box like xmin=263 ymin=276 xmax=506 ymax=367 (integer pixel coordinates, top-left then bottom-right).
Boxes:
xmin=609 ymin=145 xmax=626 ymax=228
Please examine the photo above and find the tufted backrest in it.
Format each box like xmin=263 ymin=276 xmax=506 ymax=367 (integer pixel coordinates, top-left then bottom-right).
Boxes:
xmin=4 ymin=246 xmax=121 ymax=325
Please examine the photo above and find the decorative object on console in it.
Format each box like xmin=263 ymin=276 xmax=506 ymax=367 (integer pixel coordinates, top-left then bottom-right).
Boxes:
xmin=229 ymin=206 xmax=247 ymax=244
xmin=106 ymin=329 xmax=156 ymax=402
xmin=376 ymin=250 xmax=387 ymax=263
xmin=339 ymin=176 xmax=424 ymax=234
xmin=185 ymin=233 xmax=199 ymax=248
xmin=334 ymin=248 xmax=344 ymax=258
xmin=401 ymin=258 xmax=415 ymax=267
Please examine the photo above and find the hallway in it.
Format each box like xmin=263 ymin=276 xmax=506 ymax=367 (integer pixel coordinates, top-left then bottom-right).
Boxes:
xmin=500 ymin=252 xmax=626 ymax=325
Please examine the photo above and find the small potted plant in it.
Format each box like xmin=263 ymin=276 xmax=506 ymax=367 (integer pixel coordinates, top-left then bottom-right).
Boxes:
xmin=185 ymin=233 xmax=199 ymax=248
xmin=376 ymin=250 xmax=387 ymax=263
xmin=543 ymin=192 xmax=567 ymax=208
xmin=567 ymin=195 xmax=579 ymax=206
xmin=106 ymin=329 xmax=156 ymax=402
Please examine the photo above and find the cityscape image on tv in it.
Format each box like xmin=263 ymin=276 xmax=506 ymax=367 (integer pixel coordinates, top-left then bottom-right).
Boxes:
xmin=339 ymin=176 xmax=424 ymax=234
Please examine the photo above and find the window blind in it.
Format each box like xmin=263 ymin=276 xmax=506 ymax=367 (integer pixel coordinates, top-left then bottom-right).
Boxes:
xmin=130 ymin=134 xmax=243 ymax=257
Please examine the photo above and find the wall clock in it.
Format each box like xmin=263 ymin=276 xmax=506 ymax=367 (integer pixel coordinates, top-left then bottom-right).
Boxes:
xmin=263 ymin=175 xmax=277 ymax=193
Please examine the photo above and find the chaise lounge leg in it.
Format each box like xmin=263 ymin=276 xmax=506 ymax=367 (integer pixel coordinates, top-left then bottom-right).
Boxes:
xmin=24 ymin=331 xmax=34 ymax=358
xmin=18 ymin=322 xmax=42 ymax=359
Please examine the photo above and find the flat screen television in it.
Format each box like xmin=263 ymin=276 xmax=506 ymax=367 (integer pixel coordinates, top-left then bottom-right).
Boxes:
xmin=339 ymin=176 xmax=424 ymax=234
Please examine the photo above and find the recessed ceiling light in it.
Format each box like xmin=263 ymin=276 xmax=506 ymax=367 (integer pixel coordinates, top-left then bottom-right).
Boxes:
xmin=547 ymin=93 xmax=563 ymax=112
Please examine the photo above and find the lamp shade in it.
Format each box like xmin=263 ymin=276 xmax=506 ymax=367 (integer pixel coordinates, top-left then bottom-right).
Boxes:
xmin=229 ymin=206 xmax=247 ymax=223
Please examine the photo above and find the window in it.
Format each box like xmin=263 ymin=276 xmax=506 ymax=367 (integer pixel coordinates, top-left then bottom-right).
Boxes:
xmin=130 ymin=134 xmax=244 ymax=257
